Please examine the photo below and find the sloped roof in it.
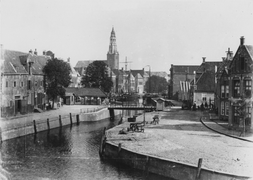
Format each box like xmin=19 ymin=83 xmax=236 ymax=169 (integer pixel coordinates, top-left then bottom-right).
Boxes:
xmin=216 ymin=60 xmax=231 ymax=78
xmin=197 ymin=61 xmax=223 ymax=73
xmin=195 ymin=70 xmax=215 ymax=92
xmin=172 ymin=65 xmax=199 ymax=74
xmin=75 ymin=60 xmax=107 ymax=68
xmin=30 ymin=54 xmax=50 ymax=74
xmin=3 ymin=50 xmax=28 ymax=74
xmin=65 ymin=87 xmax=107 ymax=97
xmin=130 ymin=69 xmax=144 ymax=77
xmin=245 ymin=45 xmax=253 ymax=60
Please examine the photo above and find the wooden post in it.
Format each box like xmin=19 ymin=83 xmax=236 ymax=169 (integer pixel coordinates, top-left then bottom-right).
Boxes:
xmin=47 ymin=118 xmax=50 ymax=130
xmin=70 ymin=113 xmax=73 ymax=125
xmin=0 ymin=127 xmax=2 ymax=144
xmin=33 ymin=120 xmax=37 ymax=134
xmin=196 ymin=158 xmax=203 ymax=180
xmin=59 ymin=115 xmax=62 ymax=127
xmin=118 ymin=143 xmax=122 ymax=155
xmin=76 ymin=114 xmax=80 ymax=125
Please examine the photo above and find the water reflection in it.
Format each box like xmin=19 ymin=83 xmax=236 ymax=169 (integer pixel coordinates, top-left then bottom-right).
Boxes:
xmin=1 ymin=113 xmax=171 ymax=180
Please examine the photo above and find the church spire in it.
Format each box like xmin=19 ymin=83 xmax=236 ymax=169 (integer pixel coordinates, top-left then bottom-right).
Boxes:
xmin=107 ymin=27 xmax=119 ymax=70
xmin=108 ymin=27 xmax=118 ymax=54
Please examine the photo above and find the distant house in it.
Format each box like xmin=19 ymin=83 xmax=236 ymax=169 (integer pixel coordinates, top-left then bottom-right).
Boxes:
xmin=64 ymin=87 xmax=107 ymax=105
xmin=191 ymin=58 xmax=223 ymax=106
xmin=169 ymin=64 xmax=199 ymax=100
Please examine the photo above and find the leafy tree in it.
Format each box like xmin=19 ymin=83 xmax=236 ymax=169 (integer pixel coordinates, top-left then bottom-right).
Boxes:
xmin=81 ymin=61 xmax=113 ymax=93
xmin=145 ymin=75 xmax=168 ymax=93
xmin=43 ymin=58 xmax=71 ymax=108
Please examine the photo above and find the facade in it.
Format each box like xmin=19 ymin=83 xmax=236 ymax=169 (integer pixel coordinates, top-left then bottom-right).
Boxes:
xmin=169 ymin=64 xmax=199 ymax=100
xmin=1 ymin=47 xmax=50 ymax=117
xmin=191 ymin=58 xmax=223 ymax=106
xmin=227 ymin=37 xmax=252 ymax=129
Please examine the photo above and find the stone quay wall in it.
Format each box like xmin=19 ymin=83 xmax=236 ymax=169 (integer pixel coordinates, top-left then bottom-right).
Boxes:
xmin=103 ymin=142 xmax=250 ymax=180
xmin=1 ymin=108 xmax=122 ymax=141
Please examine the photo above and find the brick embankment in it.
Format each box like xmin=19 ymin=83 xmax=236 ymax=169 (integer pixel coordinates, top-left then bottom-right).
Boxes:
xmin=105 ymin=109 xmax=253 ymax=178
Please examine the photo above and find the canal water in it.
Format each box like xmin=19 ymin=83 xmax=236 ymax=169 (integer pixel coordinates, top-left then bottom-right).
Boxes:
xmin=1 ymin=113 xmax=170 ymax=180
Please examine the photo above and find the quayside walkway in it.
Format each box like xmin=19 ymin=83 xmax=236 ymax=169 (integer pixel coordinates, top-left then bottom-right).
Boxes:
xmin=105 ymin=108 xmax=253 ymax=178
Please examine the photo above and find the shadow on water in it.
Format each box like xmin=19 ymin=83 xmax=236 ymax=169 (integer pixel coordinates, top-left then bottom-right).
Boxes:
xmin=1 ymin=114 xmax=173 ymax=180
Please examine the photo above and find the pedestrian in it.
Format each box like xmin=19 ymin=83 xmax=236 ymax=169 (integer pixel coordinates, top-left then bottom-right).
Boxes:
xmin=201 ymin=103 xmax=204 ymax=111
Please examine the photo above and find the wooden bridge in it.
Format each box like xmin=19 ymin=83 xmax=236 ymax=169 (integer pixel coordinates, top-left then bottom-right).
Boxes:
xmin=108 ymin=105 xmax=156 ymax=111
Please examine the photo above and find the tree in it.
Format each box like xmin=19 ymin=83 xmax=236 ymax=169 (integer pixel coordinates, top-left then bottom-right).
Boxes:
xmin=81 ymin=61 xmax=113 ymax=93
xmin=145 ymin=75 xmax=168 ymax=93
xmin=43 ymin=58 xmax=71 ymax=108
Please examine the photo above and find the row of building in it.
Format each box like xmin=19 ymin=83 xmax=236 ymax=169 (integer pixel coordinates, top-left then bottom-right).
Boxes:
xmin=0 ymin=28 xmax=168 ymax=117
xmin=169 ymin=36 xmax=252 ymax=130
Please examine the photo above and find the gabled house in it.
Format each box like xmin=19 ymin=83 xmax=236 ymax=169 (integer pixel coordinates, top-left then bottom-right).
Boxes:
xmin=227 ymin=37 xmax=253 ymax=129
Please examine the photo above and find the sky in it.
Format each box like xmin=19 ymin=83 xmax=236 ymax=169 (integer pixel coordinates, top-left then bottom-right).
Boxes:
xmin=1 ymin=0 xmax=253 ymax=73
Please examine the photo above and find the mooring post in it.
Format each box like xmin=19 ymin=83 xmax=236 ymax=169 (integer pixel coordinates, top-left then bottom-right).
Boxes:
xmin=47 ymin=118 xmax=50 ymax=130
xmin=70 ymin=113 xmax=73 ymax=125
xmin=33 ymin=120 xmax=37 ymax=134
xmin=0 ymin=127 xmax=2 ymax=144
xmin=59 ymin=115 xmax=62 ymax=127
xmin=145 ymin=156 xmax=150 ymax=177
xmin=196 ymin=158 xmax=203 ymax=180
xmin=76 ymin=114 xmax=80 ymax=125
xmin=118 ymin=143 xmax=122 ymax=156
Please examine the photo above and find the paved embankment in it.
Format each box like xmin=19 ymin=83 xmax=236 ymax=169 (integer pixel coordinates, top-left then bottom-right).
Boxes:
xmin=104 ymin=108 xmax=253 ymax=179
xmin=0 ymin=105 xmax=121 ymax=141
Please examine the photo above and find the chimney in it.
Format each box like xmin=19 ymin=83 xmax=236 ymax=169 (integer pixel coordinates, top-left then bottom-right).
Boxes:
xmin=226 ymin=48 xmax=233 ymax=60
xmin=43 ymin=50 xmax=46 ymax=55
xmin=29 ymin=49 xmax=33 ymax=54
xmin=240 ymin=36 xmax=244 ymax=46
xmin=67 ymin=57 xmax=70 ymax=63
xmin=34 ymin=49 xmax=37 ymax=55
xmin=202 ymin=57 xmax=206 ymax=63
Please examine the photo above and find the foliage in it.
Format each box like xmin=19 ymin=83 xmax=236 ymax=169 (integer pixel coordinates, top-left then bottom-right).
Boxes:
xmin=145 ymin=75 xmax=168 ymax=93
xmin=43 ymin=58 xmax=71 ymax=107
xmin=81 ymin=61 xmax=113 ymax=93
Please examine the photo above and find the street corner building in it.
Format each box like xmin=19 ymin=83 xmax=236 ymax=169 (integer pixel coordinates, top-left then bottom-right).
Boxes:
xmin=217 ymin=37 xmax=253 ymax=130
xmin=0 ymin=47 xmax=50 ymax=117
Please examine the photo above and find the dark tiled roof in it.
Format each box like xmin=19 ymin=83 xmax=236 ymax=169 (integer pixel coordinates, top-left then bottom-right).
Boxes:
xmin=172 ymin=65 xmax=199 ymax=74
xmin=31 ymin=54 xmax=50 ymax=75
xmin=195 ymin=70 xmax=215 ymax=92
xmin=130 ymin=69 xmax=144 ymax=77
xmin=65 ymin=87 xmax=106 ymax=97
xmin=216 ymin=60 xmax=231 ymax=78
xmin=245 ymin=45 xmax=253 ymax=59
xmin=197 ymin=61 xmax=223 ymax=73
xmin=3 ymin=50 xmax=27 ymax=74
xmin=75 ymin=60 xmax=107 ymax=68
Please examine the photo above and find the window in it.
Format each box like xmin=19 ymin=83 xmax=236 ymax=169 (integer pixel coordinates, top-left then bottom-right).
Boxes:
xmin=244 ymin=80 xmax=252 ymax=97
xmin=221 ymin=101 xmax=225 ymax=115
xmin=6 ymin=81 xmax=8 ymax=87
xmin=20 ymin=82 xmax=24 ymax=87
xmin=233 ymin=80 xmax=240 ymax=98
xmin=240 ymin=57 xmax=245 ymax=70
xmin=221 ymin=85 xmax=225 ymax=98
xmin=225 ymin=85 xmax=229 ymax=98
xmin=14 ymin=81 xmax=16 ymax=87
xmin=225 ymin=102 xmax=229 ymax=116
xmin=27 ymin=80 xmax=31 ymax=90
xmin=246 ymin=107 xmax=251 ymax=118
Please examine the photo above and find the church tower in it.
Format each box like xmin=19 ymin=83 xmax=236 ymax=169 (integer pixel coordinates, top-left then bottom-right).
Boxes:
xmin=107 ymin=27 xmax=119 ymax=70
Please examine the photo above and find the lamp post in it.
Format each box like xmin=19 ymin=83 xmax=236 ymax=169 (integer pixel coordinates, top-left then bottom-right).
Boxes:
xmin=143 ymin=65 xmax=151 ymax=124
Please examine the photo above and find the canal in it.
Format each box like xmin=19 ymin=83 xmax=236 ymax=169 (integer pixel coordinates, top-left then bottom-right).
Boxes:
xmin=1 ymin=114 xmax=170 ymax=180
